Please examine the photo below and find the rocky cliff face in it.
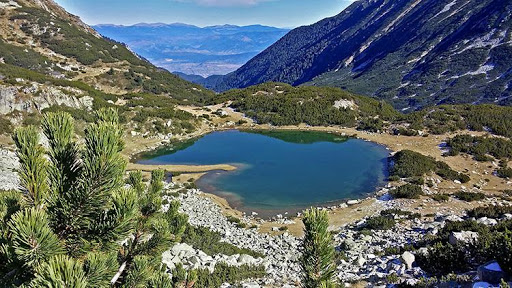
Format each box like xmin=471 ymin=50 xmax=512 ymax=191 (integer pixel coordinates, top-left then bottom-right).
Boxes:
xmin=0 ymin=84 xmax=92 ymax=115
xmin=213 ymin=0 xmax=512 ymax=110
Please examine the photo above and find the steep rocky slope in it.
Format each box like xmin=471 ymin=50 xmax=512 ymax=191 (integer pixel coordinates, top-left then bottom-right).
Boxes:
xmin=213 ymin=0 xmax=512 ymax=111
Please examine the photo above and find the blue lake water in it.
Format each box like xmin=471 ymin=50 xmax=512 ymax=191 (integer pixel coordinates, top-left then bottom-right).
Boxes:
xmin=138 ymin=130 xmax=390 ymax=216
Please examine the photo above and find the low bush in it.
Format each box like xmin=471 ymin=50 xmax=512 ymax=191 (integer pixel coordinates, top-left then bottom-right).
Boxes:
xmin=0 ymin=116 xmax=12 ymax=135
xmin=226 ymin=215 xmax=242 ymax=224
xmin=42 ymin=105 xmax=94 ymax=122
xmin=387 ymin=273 xmax=400 ymax=284
xmin=454 ymin=191 xmax=486 ymax=202
xmin=358 ymin=117 xmax=384 ymax=132
xmin=383 ymin=244 xmax=416 ymax=256
xmin=391 ymin=150 xmax=470 ymax=183
xmin=438 ymin=220 xmax=489 ymax=240
xmin=498 ymin=167 xmax=512 ymax=179
xmin=226 ymin=216 xmax=247 ymax=228
xmin=334 ymin=249 xmax=348 ymax=264
xmin=416 ymin=221 xmax=512 ymax=277
xmin=388 ymin=175 xmax=401 ymax=182
xmin=393 ymin=127 xmax=419 ymax=136
xmin=416 ymin=242 xmax=472 ymax=276
xmin=380 ymin=209 xmax=420 ymax=219
xmin=364 ymin=216 xmax=396 ymax=230
xmin=181 ymin=225 xmax=264 ymax=258
xmin=220 ymin=83 xmax=398 ymax=128
xmin=446 ymin=135 xmax=512 ymax=160
xmin=390 ymin=184 xmax=424 ymax=199
xmin=195 ymin=262 xmax=266 ymax=287
xmin=436 ymin=163 xmax=471 ymax=183
xmin=407 ymin=176 xmax=425 ymax=185
xmin=467 ymin=205 xmax=512 ymax=219
xmin=183 ymin=182 xmax=196 ymax=189
xmin=431 ymin=194 xmax=450 ymax=202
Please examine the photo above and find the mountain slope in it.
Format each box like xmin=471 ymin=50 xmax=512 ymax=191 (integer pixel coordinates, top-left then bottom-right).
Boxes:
xmin=93 ymin=23 xmax=289 ymax=77
xmin=214 ymin=0 xmax=512 ymax=110
xmin=0 ymin=0 xmax=213 ymax=103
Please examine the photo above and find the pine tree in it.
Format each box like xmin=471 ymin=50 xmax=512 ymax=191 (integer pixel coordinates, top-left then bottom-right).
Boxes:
xmin=0 ymin=109 xmax=190 ymax=287
xmin=300 ymin=207 xmax=337 ymax=288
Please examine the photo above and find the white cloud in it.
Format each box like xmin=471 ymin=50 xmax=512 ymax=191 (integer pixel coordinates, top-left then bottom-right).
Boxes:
xmin=173 ymin=0 xmax=274 ymax=7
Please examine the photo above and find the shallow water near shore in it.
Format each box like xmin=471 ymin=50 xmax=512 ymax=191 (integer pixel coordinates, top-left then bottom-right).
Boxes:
xmin=138 ymin=130 xmax=390 ymax=217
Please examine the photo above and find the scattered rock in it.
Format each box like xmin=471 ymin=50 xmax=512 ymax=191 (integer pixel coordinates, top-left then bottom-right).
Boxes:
xmin=173 ymin=188 xmax=301 ymax=285
xmin=357 ymin=256 xmax=366 ymax=267
xmin=400 ymin=251 xmax=415 ymax=270
xmin=0 ymin=149 xmax=19 ymax=191
xmin=449 ymin=231 xmax=479 ymax=245
xmin=477 ymin=217 xmax=498 ymax=226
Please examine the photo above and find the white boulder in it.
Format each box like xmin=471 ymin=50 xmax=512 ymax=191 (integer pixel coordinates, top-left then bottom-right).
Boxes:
xmin=449 ymin=231 xmax=479 ymax=245
xmin=400 ymin=251 xmax=415 ymax=270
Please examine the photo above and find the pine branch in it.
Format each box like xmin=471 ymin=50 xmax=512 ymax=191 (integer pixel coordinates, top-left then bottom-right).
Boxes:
xmin=48 ymin=113 xmax=127 ymax=247
xmin=42 ymin=112 xmax=81 ymax=197
xmin=7 ymin=208 xmax=64 ymax=269
xmin=29 ymin=255 xmax=88 ymax=288
xmin=13 ymin=126 xmax=49 ymax=208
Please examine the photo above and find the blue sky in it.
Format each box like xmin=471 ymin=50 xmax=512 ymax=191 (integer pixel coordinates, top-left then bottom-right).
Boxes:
xmin=54 ymin=0 xmax=355 ymax=28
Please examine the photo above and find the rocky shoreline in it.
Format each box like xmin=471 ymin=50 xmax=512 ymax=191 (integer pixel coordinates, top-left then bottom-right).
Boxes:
xmin=164 ymin=183 xmax=512 ymax=287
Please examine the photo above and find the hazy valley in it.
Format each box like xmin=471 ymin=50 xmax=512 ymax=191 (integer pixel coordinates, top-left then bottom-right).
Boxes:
xmin=93 ymin=23 xmax=289 ymax=77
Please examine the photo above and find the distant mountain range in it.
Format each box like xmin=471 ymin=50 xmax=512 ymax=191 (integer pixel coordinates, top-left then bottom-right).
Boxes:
xmin=209 ymin=0 xmax=512 ymax=111
xmin=93 ymin=23 xmax=289 ymax=77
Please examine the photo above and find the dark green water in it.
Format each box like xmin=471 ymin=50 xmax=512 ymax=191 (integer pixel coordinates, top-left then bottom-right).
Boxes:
xmin=138 ymin=130 xmax=389 ymax=216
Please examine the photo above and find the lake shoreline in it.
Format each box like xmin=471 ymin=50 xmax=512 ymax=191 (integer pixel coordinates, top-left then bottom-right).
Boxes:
xmin=124 ymin=119 xmax=504 ymax=234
